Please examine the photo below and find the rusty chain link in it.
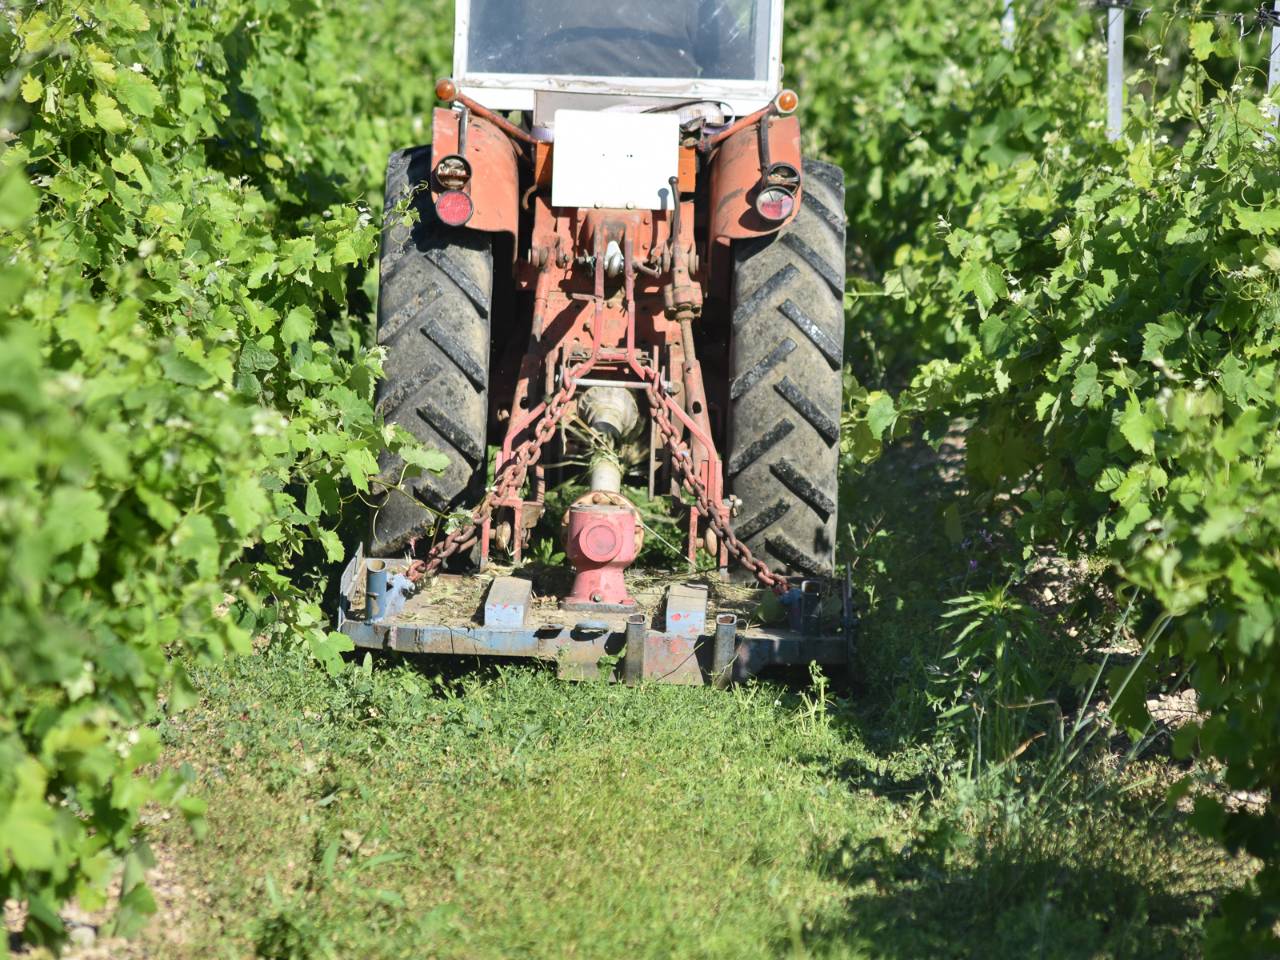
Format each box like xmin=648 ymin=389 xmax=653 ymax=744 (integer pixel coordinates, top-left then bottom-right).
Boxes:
xmin=408 ymin=373 xmax=581 ymax=581
xmin=638 ymin=369 xmax=791 ymax=596
xmin=408 ymin=361 xmax=792 ymax=597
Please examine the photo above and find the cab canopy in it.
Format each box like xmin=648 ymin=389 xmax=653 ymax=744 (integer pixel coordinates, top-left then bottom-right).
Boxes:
xmin=454 ymin=0 xmax=783 ymax=115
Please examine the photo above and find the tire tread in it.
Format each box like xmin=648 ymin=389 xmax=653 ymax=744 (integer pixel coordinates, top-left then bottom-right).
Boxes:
xmin=372 ymin=146 xmax=492 ymax=556
xmin=727 ymin=160 xmax=846 ymax=578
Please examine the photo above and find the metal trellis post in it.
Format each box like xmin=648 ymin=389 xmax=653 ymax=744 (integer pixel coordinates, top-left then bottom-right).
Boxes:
xmin=1269 ymin=0 xmax=1280 ymax=127
xmin=1105 ymin=1 xmax=1128 ymax=141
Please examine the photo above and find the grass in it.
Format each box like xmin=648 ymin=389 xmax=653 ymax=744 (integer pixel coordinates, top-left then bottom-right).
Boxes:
xmin=154 ymin=654 xmax=895 ymax=959
xmin=116 ymin=439 xmax=1248 ymax=960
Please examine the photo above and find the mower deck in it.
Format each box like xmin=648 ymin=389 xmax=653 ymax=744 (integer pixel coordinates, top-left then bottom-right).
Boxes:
xmin=338 ymin=546 xmax=853 ymax=685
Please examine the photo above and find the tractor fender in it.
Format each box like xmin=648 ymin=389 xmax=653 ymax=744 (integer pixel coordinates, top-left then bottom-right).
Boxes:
xmin=708 ymin=113 xmax=803 ymax=246
xmin=431 ymin=107 xmax=520 ymax=244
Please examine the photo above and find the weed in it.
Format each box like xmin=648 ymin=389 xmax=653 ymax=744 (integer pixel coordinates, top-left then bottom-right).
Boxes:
xmin=795 ymin=661 xmax=835 ymax=737
xmin=254 ymin=877 xmax=335 ymax=960
xmin=929 ymin=582 xmax=1065 ymax=766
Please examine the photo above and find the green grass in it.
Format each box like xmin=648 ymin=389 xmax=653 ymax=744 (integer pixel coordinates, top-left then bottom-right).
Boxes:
xmin=140 ymin=649 xmax=1238 ymax=960
xmin=125 ymin=442 xmax=1249 ymax=960
xmin=156 ymin=654 xmax=894 ymax=959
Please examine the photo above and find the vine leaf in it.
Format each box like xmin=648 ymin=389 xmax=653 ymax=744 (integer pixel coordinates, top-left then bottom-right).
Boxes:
xmin=1119 ymin=400 xmax=1157 ymax=455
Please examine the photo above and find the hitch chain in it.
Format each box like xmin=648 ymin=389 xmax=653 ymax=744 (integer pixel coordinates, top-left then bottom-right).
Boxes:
xmin=407 ymin=367 xmax=791 ymax=597
xmin=407 ymin=375 xmax=580 ymax=582
xmin=639 ymin=370 xmax=791 ymax=596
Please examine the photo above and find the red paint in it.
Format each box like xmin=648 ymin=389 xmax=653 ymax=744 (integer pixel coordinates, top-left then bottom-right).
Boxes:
xmin=708 ymin=114 xmax=802 ymax=247
xmin=431 ymin=108 xmax=520 ymax=245
xmin=565 ymin=504 xmax=638 ymax=607
xmin=465 ymin=112 xmax=803 ymax=573
xmin=485 ymin=204 xmax=722 ymax=566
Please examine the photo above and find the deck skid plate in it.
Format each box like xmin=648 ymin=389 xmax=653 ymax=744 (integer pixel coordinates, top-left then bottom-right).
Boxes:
xmin=338 ymin=546 xmax=854 ymax=685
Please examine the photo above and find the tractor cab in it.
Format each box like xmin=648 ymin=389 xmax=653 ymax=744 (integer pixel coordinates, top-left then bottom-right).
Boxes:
xmin=342 ymin=0 xmax=853 ymax=685
xmin=455 ymin=0 xmax=782 ymax=117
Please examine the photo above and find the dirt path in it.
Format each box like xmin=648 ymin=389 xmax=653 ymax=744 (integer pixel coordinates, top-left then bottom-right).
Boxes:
xmin=6 ymin=825 xmax=192 ymax=959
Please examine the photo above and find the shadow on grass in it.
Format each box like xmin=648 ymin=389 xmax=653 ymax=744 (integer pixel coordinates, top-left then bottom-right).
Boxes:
xmin=836 ymin=430 xmax=975 ymax=751
xmin=801 ymin=431 xmax=1241 ymax=957
xmin=799 ymin=828 xmax=1221 ymax=959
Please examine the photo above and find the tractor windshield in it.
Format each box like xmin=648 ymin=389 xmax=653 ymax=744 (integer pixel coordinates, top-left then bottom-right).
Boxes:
xmin=463 ymin=0 xmax=773 ymax=82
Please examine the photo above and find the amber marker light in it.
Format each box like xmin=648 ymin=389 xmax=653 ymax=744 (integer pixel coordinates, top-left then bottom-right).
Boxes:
xmin=435 ymin=77 xmax=458 ymax=102
xmin=774 ymin=89 xmax=799 ymax=114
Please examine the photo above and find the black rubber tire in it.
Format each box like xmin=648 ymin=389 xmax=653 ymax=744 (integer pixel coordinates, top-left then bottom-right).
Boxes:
xmin=372 ymin=146 xmax=492 ymax=556
xmin=726 ymin=159 xmax=846 ymax=579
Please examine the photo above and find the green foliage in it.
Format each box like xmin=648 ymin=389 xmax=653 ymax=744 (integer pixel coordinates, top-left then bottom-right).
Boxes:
xmin=255 ymin=875 xmax=336 ymax=960
xmin=929 ymin=584 xmax=1065 ymax=764
xmin=790 ymin=0 xmax=1280 ymax=950
xmin=0 ymin=0 xmax=450 ymax=947
xmin=2 ymin=0 xmax=1276 ymax=952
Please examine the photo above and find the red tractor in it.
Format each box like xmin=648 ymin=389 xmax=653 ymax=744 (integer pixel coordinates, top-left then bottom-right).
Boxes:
xmin=339 ymin=0 xmax=852 ymax=683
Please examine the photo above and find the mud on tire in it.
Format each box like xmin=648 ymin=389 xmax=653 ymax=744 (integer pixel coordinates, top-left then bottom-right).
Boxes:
xmin=372 ymin=146 xmax=492 ymax=556
xmin=727 ymin=159 xmax=846 ymax=579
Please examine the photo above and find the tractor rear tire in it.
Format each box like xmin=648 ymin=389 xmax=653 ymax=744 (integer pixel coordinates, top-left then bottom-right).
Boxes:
xmin=727 ymin=159 xmax=846 ymax=579
xmin=371 ymin=146 xmax=492 ymax=556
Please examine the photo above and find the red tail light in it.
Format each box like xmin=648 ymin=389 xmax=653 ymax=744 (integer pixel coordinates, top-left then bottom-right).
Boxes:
xmin=755 ymin=187 xmax=796 ymax=222
xmin=436 ymin=190 xmax=474 ymax=226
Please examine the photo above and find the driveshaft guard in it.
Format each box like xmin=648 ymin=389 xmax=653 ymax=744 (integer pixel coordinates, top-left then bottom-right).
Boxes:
xmin=430 ymin=107 xmax=520 ymax=244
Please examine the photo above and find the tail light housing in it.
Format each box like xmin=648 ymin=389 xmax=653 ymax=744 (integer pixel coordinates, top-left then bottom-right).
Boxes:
xmin=433 ymin=154 xmax=473 ymax=225
xmin=756 ymin=187 xmax=796 ymax=221
xmin=434 ymin=154 xmax=471 ymax=191
xmin=755 ymin=162 xmax=801 ymax=222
